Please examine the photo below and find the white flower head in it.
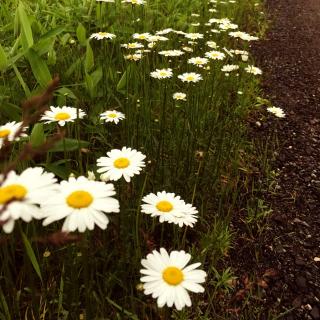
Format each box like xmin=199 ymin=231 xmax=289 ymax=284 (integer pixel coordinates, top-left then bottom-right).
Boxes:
xmin=90 ymin=32 xmax=116 ymax=40
xmin=100 ymin=110 xmax=125 ymax=124
xmin=41 ymin=106 xmax=86 ymax=126
xmin=184 ymin=33 xmax=204 ymax=40
xmin=229 ymin=31 xmax=258 ymax=41
xmin=0 ymin=167 xmax=57 ymax=233
xmin=122 ymin=0 xmax=146 ymax=5
xmin=205 ymin=50 xmax=225 ymax=60
xmin=178 ymin=72 xmax=203 ymax=83
xmin=173 ymin=92 xmax=187 ymax=101
xmin=0 ymin=121 xmax=28 ymax=149
xmin=188 ymin=57 xmax=209 ymax=67
xmin=182 ymin=46 xmax=193 ymax=52
xmin=124 ymin=53 xmax=143 ymax=61
xmin=206 ymin=41 xmax=218 ymax=49
xmin=267 ymin=106 xmax=286 ymax=118
xmin=221 ymin=64 xmax=239 ymax=72
xmin=132 ymin=33 xmax=151 ymax=40
xmin=97 ymin=147 xmax=146 ymax=182
xmin=158 ymin=50 xmax=184 ymax=57
xmin=140 ymin=248 xmax=207 ymax=310
xmin=141 ymin=191 xmax=198 ymax=227
xmin=150 ymin=68 xmax=173 ymax=79
xmin=245 ymin=65 xmax=262 ymax=75
xmin=42 ymin=176 xmax=120 ymax=232
xmin=121 ymin=42 xmax=144 ymax=49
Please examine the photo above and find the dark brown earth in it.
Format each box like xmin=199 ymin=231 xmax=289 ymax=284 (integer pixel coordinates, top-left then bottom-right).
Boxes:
xmin=227 ymin=0 xmax=320 ymax=319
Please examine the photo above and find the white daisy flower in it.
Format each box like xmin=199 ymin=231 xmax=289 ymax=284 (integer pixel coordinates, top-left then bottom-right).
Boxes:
xmin=41 ymin=106 xmax=86 ymax=126
xmin=156 ymin=28 xmax=174 ymax=35
xmin=96 ymin=147 xmax=146 ymax=182
xmin=267 ymin=106 xmax=286 ymax=118
xmin=206 ymin=41 xmax=218 ymax=48
xmin=146 ymin=35 xmax=169 ymax=43
xmin=229 ymin=31 xmax=258 ymax=41
xmin=122 ymin=0 xmax=146 ymax=5
xmin=158 ymin=50 xmax=184 ymax=57
xmin=90 ymin=32 xmax=116 ymax=40
xmin=0 ymin=121 xmax=28 ymax=149
xmin=100 ymin=110 xmax=125 ymax=124
xmin=124 ymin=53 xmax=143 ymax=61
xmin=182 ymin=46 xmax=193 ymax=52
xmin=140 ymin=248 xmax=207 ymax=310
xmin=218 ymin=22 xmax=238 ymax=30
xmin=178 ymin=72 xmax=203 ymax=83
xmin=42 ymin=176 xmax=120 ymax=232
xmin=150 ymin=68 xmax=173 ymax=79
xmin=141 ymin=191 xmax=198 ymax=227
xmin=173 ymin=92 xmax=187 ymax=101
xmin=184 ymin=33 xmax=204 ymax=40
xmin=188 ymin=57 xmax=209 ymax=67
xmin=205 ymin=50 xmax=225 ymax=60
xmin=221 ymin=64 xmax=239 ymax=72
xmin=121 ymin=42 xmax=144 ymax=49
xmin=0 ymin=167 xmax=57 ymax=233
xmin=132 ymin=33 xmax=151 ymax=40
xmin=245 ymin=65 xmax=262 ymax=75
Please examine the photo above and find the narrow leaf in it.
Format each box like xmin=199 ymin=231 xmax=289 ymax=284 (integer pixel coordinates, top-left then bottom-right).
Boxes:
xmin=25 ymin=48 xmax=52 ymax=87
xmin=84 ymin=41 xmax=94 ymax=73
xmin=76 ymin=23 xmax=87 ymax=46
xmin=21 ymin=231 xmax=42 ymax=282
xmin=30 ymin=123 xmax=45 ymax=147
xmin=17 ymin=3 xmax=34 ymax=50
xmin=0 ymin=45 xmax=8 ymax=71
xmin=49 ymin=138 xmax=89 ymax=152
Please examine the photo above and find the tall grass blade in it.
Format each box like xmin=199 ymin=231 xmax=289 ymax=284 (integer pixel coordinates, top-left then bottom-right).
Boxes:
xmin=21 ymin=231 xmax=43 ymax=283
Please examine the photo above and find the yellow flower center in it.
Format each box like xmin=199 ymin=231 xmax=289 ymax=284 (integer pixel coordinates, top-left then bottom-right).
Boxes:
xmin=108 ymin=113 xmax=117 ymax=118
xmin=186 ymin=76 xmax=195 ymax=81
xmin=66 ymin=190 xmax=93 ymax=209
xmin=156 ymin=200 xmax=173 ymax=212
xmin=0 ymin=184 xmax=27 ymax=204
xmin=162 ymin=266 xmax=184 ymax=285
xmin=54 ymin=112 xmax=71 ymax=121
xmin=113 ymin=157 xmax=130 ymax=169
xmin=98 ymin=32 xmax=108 ymax=36
xmin=0 ymin=129 xmax=11 ymax=138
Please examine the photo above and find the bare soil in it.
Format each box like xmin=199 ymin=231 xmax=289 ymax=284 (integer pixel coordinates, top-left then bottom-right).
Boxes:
xmin=224 ymin=0 xmax=320 ymax=319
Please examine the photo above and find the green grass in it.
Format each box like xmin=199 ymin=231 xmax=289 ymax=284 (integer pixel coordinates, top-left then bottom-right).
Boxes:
xmin=0 ymin=0 xmax=272 ymax=318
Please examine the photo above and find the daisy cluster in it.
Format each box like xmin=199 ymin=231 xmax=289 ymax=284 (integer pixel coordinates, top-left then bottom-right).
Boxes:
xmin=0 ymin=0 xmax=276 ymax=313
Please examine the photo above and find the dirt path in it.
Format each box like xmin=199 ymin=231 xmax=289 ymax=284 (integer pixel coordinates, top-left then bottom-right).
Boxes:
xmin=251 ymin=0 xmax=320 ymax=318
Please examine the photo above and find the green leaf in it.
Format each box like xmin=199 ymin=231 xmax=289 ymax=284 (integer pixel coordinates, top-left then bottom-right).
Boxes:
xmin=0 ymin=288 xmax=11 ymax=320
xmin=0 ymin=45 xmax=8 ymax=71
xmin=116 ymin=65 xmax=135 ymax=94
xmin=91 ymin=67 xmax=103 ymax=87
xmin=44 ymin=163 xmax=69 ymax=179
xmin=17 ymin=3 xmax=34 ymax=50
xmin=25 ymin=48 xmax=52 ymax=87
xmin=39 ymin=26 xmax=65 ymax=42
xmin=30 ymin=123 xmax=45 ymax=147
xmin=49 ymin=138 xmax=89 ymax=152
xmin=0 ymin=102 xmax=21 ymax=121
xmin=76 ymin=23 xmax=87 ymax=46
xmin=21 ymin=231 xmax=42 ymax=282
xmin=56 ymin=87 xmax=78 ymax=100
xmin=12 ymin=64 xmax=31 ymax=97
xmin=84 ymin=41 xmax=94 ymax=73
